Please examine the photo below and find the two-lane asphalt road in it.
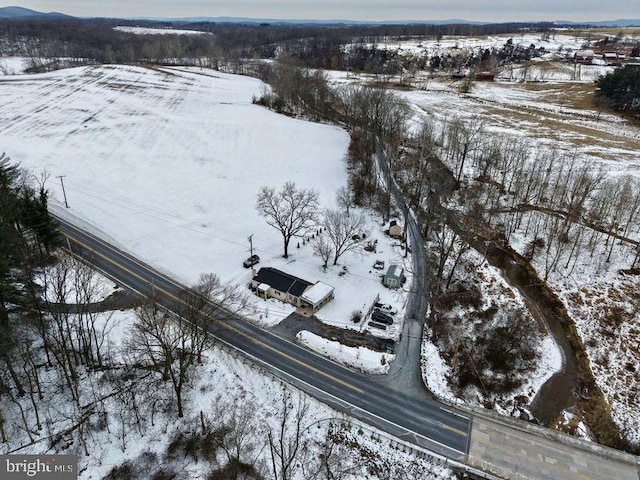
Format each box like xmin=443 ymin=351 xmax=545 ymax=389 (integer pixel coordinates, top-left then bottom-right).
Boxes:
xmin=55 ymin=215 xmax=471 ymax=461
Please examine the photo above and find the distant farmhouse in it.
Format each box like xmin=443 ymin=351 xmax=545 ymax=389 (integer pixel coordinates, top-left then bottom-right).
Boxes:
xmin=251 ymin=267 xmax=334 ymax=312
xmin=475 ymin=71 xmax=497 ymax=81
xmin=574 ymin=50 xmax=595 ymax=65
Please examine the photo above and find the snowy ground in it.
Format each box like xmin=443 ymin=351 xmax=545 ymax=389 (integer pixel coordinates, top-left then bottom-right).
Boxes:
xmin=114 ymin=26 xmax=211 ymax=35
xmin=374 ymin=33 xmax=593 ymax=59
xmin=0 ymin=56 xmax=28 ymax=75
xmin=0 ymin=61 xmax=418 ymax=366
xmin=421 ymin=247 xmax=562 ymax=415
xmin=2 ymin=307 xmax=455 ymax=480
xmin=297 ymin=330 xmax=393 ymax=374
xmin=0 ymin=64 xmax=347 ymax=296
xmin=328 ymin=30 xmax=640 ymax=439
xmin=34 ymin=254 xmax=123 ymax=304
xmin=1 ymin=63 xmax=410 ymax=372
xmin=336 ymin=34 xmax=640 ymax=443
xmin=244 ymin=209 xmax=410 ymax=338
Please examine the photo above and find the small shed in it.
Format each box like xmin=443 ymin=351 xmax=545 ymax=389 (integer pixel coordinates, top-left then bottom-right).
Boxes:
xmin=383 ymin=264 xmax=405 ymax=288
xmin=388 ymin=220 xmax=403 ymax=239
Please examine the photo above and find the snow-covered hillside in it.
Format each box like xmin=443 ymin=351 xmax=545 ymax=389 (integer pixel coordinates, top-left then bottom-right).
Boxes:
xmin=0 ymin=65 xmax=349 ymax=287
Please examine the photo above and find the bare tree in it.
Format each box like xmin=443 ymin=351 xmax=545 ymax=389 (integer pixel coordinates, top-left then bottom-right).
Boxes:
xmin=313 ymin=236 xmax=333 ymax=271
xmin=443 ymin=117 xmax=485 ymax=182
xmin=322 ymin=209 xmax=366 ymax=266
xmin=211 ymin=396 xmax=266 ymax=479
xmin=127 ymin=301 xmax=203 ymax=418
xmin=300 ymin=429 xmax=365 ymax=480
xmin=268 ymin=391 xmax=310 ymax=480
xmin=335 ymin=186 xmax=354 ymax=216
xmin=256 ymin=182 xmax=319 ymax=258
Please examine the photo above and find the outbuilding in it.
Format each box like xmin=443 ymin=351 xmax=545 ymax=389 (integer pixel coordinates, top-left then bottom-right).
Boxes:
xmin=383 ymin=264 xmax=406 ymax=288
xmin=574 ymin=50 xmax=594 ymax=64
xmin=388 ymin=220 xmax=403 ymax=239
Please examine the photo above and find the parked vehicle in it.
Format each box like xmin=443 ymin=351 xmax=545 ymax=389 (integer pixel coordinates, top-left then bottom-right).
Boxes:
xmin=368 ymin=322 xmax=387 ymax=330
xmin=372 ymin=309 xmax=393 ymax=325
xmin=243 ymin=254 xmax=260 ymax=268
xmin=374 ymin=302 xmax=397 ymax=315
xmin=373 ymin=259 xmax=385 ymax=270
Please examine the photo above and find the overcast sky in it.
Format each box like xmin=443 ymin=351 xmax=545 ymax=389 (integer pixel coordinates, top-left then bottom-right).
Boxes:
xmin=10 ymin=1 xmax=638 ymax=22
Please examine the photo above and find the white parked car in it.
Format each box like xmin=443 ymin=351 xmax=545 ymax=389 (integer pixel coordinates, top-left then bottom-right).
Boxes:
xmin=374 ymin=302 xmax=398 ymax=316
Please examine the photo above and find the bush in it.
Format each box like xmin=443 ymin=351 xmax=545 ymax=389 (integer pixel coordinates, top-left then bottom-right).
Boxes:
xmin=207 ymin=459 xmax=262 ymax=480
xmin=166 ymin=431 xmax=203 ymax=462
xmin=436 ymin=280 xmax=483 ymax=310
xmin=104 ymin=462 xmax=137 ymax=480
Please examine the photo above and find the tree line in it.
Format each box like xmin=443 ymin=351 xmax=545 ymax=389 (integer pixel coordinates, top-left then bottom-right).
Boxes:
xmin=1 ymin=16 xmax=565 ymax=75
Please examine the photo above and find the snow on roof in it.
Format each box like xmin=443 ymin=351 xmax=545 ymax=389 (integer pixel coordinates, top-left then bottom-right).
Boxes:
xmin=386 ymin=264 xmax=404 ymax=278
xmin=257 ymin=283 xmax=270 ymax=293
xmin=301 ymin=281 xmax=334 ymax=306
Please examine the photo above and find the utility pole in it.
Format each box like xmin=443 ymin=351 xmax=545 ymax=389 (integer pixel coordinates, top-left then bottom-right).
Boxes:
xmin=248 ymin=235 xmax=254 ymax=257
xmin=56 ymin=175 xmax=69 ymax=208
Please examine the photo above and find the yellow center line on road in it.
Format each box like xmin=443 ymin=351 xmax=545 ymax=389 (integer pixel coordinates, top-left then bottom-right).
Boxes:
xmin=63 ymin=232 xmax=364 ymax=394
xmin=441 ymin=423 xmax=468 ymax=437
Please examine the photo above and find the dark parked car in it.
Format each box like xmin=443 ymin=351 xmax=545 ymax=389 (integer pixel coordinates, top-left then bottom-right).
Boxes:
xmin=368 ymin=322 xmax=387 ymax=330
xmin=243 ymin=254 xmax=260 ymax=268
xmin=372 ymin=309 xmax=393 ymax=325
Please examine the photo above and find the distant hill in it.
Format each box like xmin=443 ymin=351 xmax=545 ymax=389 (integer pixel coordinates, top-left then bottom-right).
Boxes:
xmin=0 ymin=6 xmax=73 ymax=19
xmin=134 ymin=16 xmax=489 ymax=26
xmin=0 ymin=7 xmax=637 ymax=27
xmin=557 ymin=18 xmax=640 ymax=27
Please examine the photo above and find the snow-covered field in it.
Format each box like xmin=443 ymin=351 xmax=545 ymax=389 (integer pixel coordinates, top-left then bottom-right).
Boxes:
xmin=1 ymin=64 xmax=347 ymax=288
xmin=114 ymin=26 xmax=211 ymax=35
xmin=375 ymin=33 xmax=590 ymax=58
